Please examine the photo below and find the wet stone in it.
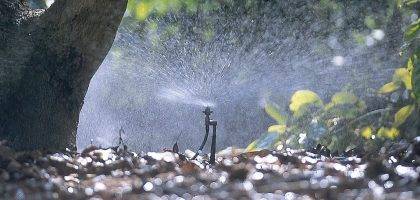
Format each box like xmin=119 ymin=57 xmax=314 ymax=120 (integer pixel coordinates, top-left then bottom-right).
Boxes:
xmin=0 ymin=169 xmax=10 ymax=181
xmin=0 ymin=142 xmax=419 ymax=199
xmin=6 ymin=160 xmax=21 ymax=172
xmin=229 ymin=164 xmax=249 ymax=182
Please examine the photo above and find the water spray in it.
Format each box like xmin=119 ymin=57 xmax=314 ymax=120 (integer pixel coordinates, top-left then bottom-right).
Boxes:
xmin=192 ymin=106 xmax=217 ymax=164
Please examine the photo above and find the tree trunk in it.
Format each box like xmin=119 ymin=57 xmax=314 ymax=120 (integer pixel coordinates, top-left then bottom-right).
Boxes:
xmin=0 ymin=0 xmax=127 ymax=151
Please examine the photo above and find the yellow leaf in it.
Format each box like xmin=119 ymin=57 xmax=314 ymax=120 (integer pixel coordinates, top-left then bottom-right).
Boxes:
xmin=267 ymin=125 xmax=287 ymax=133
xmin=265 ymin=104 xmax=287 ymax=125
xmin=289 ymin=90 xmax=323 ymax=116
xmin=136 ymin=2 xmax=152 ymax=21
xmin=386 ymin=128 xmax=399 ymax=139
xmin=406 ymin=56 xmax=414 ymax=73
xmin=377 ymin=127 xmax=399 ymax=139
xmin=245 ymin=140 xmax=258 ymax=152
xmin=325 ymin=91 xmax=360 ymax=110
xmin=393 ymin=68 xmax=412 ymax=90
xmin=378 ymin=82 xmax=400 ymax=94
xmin=360 ymin=126 xmax=372 ymax=139
xmin=393 ymin=105 xmax=415 ymax=127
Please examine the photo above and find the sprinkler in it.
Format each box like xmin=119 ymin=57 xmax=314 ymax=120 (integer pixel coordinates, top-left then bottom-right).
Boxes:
xmin=192 ymin=106 xmax=217 ymax=164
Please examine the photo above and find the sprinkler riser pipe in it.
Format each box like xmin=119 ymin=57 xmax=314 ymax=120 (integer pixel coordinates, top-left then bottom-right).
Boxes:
xmin=192 ymin=106 xmax=218 ymax=164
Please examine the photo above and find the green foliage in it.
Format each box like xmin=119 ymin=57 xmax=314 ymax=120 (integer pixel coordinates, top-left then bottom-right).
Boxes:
xmin=247 ymin=80 xmax=417 ymax=153
xmin=247 ymin=89 xmax=367 ymax=153
xmin=372 ymin=54 xmax=418 ymax=140
xmin=412 ymin=52 xmax=420 ymax=104
xmin=371 ymin=6 xmax=419 ymax=140
xmin=249 ymin=47 xmax=419 ymax=153
xmin=375 ymin=13 xmax=419 ymax=138
xmin=404 ymin=19 xmax=419 ymax=41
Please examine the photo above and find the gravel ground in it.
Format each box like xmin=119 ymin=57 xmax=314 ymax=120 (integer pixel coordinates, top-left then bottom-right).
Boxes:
xmin=0 ymin=139 xmax=419 ymax=200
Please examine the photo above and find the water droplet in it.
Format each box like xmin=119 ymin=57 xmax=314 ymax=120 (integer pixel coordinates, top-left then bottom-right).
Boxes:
xmin=372 ymin=29 xmax=385 ymax=41
xmin=143 ymin=182 xmax=154 ymax=191
xmin=332 ymin=56 xmax=345 ymax=66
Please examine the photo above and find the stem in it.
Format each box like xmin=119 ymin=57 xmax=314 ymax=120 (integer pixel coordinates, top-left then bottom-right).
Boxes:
xmin=331 ymin=108 xmax=392 ymax=135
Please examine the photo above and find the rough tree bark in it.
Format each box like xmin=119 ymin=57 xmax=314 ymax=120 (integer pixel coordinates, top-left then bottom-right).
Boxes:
xmin=0 ymin=0 xmax=127 ymax=151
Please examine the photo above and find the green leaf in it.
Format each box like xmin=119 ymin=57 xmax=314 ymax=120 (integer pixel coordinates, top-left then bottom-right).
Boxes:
xmin=265 ymin=104 xmax=287 ymax=125
xmin=364 ymin=16 xmax=376 ymax=29
xmin=378 ymin=82 xmax=400 ymax=94
xmin=393 ymin=105 xmax=415 ymax=127
xmin=352 ymin=32 xmax=365 ymax=45
xmin=289 ymin=90 xmax=323 ymax=116
xmin=404 ymin=19 xmax=419 ymax=42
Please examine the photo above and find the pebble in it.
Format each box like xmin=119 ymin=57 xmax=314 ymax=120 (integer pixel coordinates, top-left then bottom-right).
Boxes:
xmin=0 ymin=140 xmax=419 ymax=199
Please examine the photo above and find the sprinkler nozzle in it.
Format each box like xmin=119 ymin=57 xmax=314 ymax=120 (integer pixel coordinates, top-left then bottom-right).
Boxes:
xmin=203 ymin=106 xmax=213 ymax=116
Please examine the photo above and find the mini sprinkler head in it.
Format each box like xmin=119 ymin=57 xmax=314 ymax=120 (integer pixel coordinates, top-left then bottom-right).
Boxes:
xmin=192 ymin=106 xmax=217 ymax=164
xmin=203 ymin=106 xmax=213 ymax=116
